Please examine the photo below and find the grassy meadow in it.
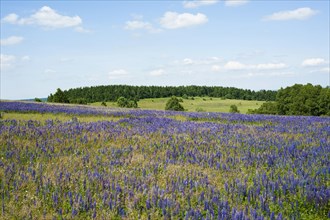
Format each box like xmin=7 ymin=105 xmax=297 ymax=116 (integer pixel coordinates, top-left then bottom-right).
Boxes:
xmin=0 ymin=101 xmax=329 ymax=219
xmin=91 ymin=97 xmax=265 ymax=113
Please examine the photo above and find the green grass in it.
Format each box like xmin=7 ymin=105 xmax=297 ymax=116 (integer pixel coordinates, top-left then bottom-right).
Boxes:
xmin=1 ymin=112 xmax=120 ymax=123
xmin=91 ymin=97 xmax=264 ymax=113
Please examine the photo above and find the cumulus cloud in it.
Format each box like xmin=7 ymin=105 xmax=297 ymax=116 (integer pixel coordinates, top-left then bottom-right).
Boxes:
xmin=1 ymin=6 xmax=88 ymax=31
xmin=211 ymin=65 xmax=221 ymax=72
xmin=2 ymin=13 xmax=19 ymax=24
xmin=149 ymin=69 xmax=165 ymax=76
xmin=125 ymin=20 xmax=153 ymax=30
xmin=302 ymin=58 xmax=327 ymax=67
xmin=224 ymin=61 xmax=287 ymax=70
xmin=0 ymin=54 xmax=16 ymax=70
xmin=108 ymin=69 xmax=128 ymax=79
xmin=183 ymin=58 xmax=194 ymax=65
xmin=254 ymin=63 xmax=287 ymax=70
xmin=160 ymin=12 xmax=208 ymax=29
xmin=125 ymin=18 xmax=162 ymax=33
xmin=264 ymin=7 xmax=318 ymax=21
xmin=224 ymin=61 xmax=246 ymax=70
xmin=225 ymin=0 xmax=249 ymax=7
xmin=0 ymin=36 xmax=24 ymax=46
xmin=177 ymin=57 xmax=222 ymax=66
xmin=183 ymin=0 xmax=218 ymax=9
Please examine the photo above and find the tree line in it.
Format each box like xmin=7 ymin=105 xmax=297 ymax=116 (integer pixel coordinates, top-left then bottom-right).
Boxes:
xmin=249 ymin=84 xmax=330 ymax=116
xmin=47 ymin=85 xmax=277 ymax=104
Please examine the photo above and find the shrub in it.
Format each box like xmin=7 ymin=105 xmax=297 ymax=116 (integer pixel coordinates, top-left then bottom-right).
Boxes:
xmin=101 ymin=101 xmax=107 ymax=107
xmin=34 ymin=98 xmax=42 ymax=102
xmin=117 ymin=97 xmax=138 ymax=108
xmin=165 ymin=96 xmax=184 ymax=111
xmin=229 ymin=104 xmax=240 ymax=113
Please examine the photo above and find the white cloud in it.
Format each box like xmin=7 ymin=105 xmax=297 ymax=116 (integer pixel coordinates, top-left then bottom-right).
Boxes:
xmin=224 ymin=61 xmax=246 ymax=70
xmin=225 ymin=0 xmax=249 ymax=7
xmin=0 ymin=54 xmax=16 ymax=70
xmin=183 ymin=58 xmax=194 ymax=65
xmin=302 ymin=58 xmax=327 ymax=67
xmin=2 ymin=13 xmax=19 ymax=24
xmin=125 ymin=20 xmax=153 ymax=30
xmin=183 ymin=0 xmax=218 ymax=9
xmin=0 ymin=36 xmax=24 ymax=46
xmin=149 ymin=69 xmax=165 ymax=76
xmin=108 ymin=69 xmax=128 ymax=79
xmin=2 ymin=6 xmax=86 ymax=30
xmin=254 ymin=63 xmax=287 ymax=70
xmin=125 ymin=19 xmax=162 ymax=33
xmin=264 ymin=7 xmax=318 ymax=21
xmin=160 ymin=11 xmax=208 ymax=29
xmin=211 ymin=65 xmax=221 ymax=72
xmin=177 ymin=57 xmax=222 ymax=66
xmin=224 ymin=61 xmax=287 ymax=70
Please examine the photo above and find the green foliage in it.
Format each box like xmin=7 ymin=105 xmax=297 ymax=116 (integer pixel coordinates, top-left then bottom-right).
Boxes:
xmin=229 ymin=104 xmax=240 ymax=113
xmin=70 ymin=98 xmax=88 ymax=105
xmin=195 ymin=107 xmax=205 ymax=112
xmin=276 ymin=83 xmax=329 ymax=116
xmin=247 ymin=102 xmax=278 ymax=115
xmin=249 ymin=84 xmax=330 ymax=116
xmin=48 ymin=85 xmax=277 ymax=104
xmin=117 ymin=97 xmax=128 ymax=107
xmin=47 ymin=93 xmax=54 ymax=102
xmin=34 ymin=98 xmax=42 ymax=102
xmin=117 ymin=97 xmax=138 ymax=108
xmin=165 ymin=96 xmax=185 ymax=111
xmin=101 ymin=101 xmax=107 ymax=107
xmin=51 ymin=88 xmax=69 ymax=103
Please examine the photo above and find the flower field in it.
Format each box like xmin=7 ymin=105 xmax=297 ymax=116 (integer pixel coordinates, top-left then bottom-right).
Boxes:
xmin=0 ymin=102 xmax=329 ymax=219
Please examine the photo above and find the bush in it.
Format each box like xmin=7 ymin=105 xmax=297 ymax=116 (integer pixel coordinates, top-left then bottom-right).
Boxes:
xmin=165 ymin=96 xmax=184 ymax=111
xmin=182 ymin=94 xmax=188 ymax=99
xmin=117 ymin=97 xmax=138 ymax=108
xmin=229 ymin=104 xmax=240 ymax=113
xmin=34 ymin=98 xmax=42 ymax=102
xmin=117 ymin=97 xmax=128 ymax=107
xmin=248 ymin=102 xmax=277 ymax=115
xmin=101 ymin=101 xmax=107 ymax=107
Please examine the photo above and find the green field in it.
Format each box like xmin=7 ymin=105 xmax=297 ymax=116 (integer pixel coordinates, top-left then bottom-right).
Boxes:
xmin=91 ymin=97 xmax=265 ymax=113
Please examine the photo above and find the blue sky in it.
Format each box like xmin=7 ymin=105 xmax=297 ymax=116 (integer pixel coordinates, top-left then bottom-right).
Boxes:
xmin=1 ymin=0 xmax=329 ymax=100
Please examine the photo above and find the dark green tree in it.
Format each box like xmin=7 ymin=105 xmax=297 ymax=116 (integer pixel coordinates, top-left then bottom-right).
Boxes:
xmin=52 ymin=88 xmax=69 ymax=103
xmin=47 ymin=94 xmax=54 ymax=102
xmin=247 ymin=102 xmax=277 ymax=115
xmin=165 ymin=96 xmax=184 ymax=111
xmin=34 ymin=98 xmax=42 ymax=102
xmin=117 ymin=97 xmax=129 ymax=108
xmin=229 ymin=104 xmax=240 ymax=113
